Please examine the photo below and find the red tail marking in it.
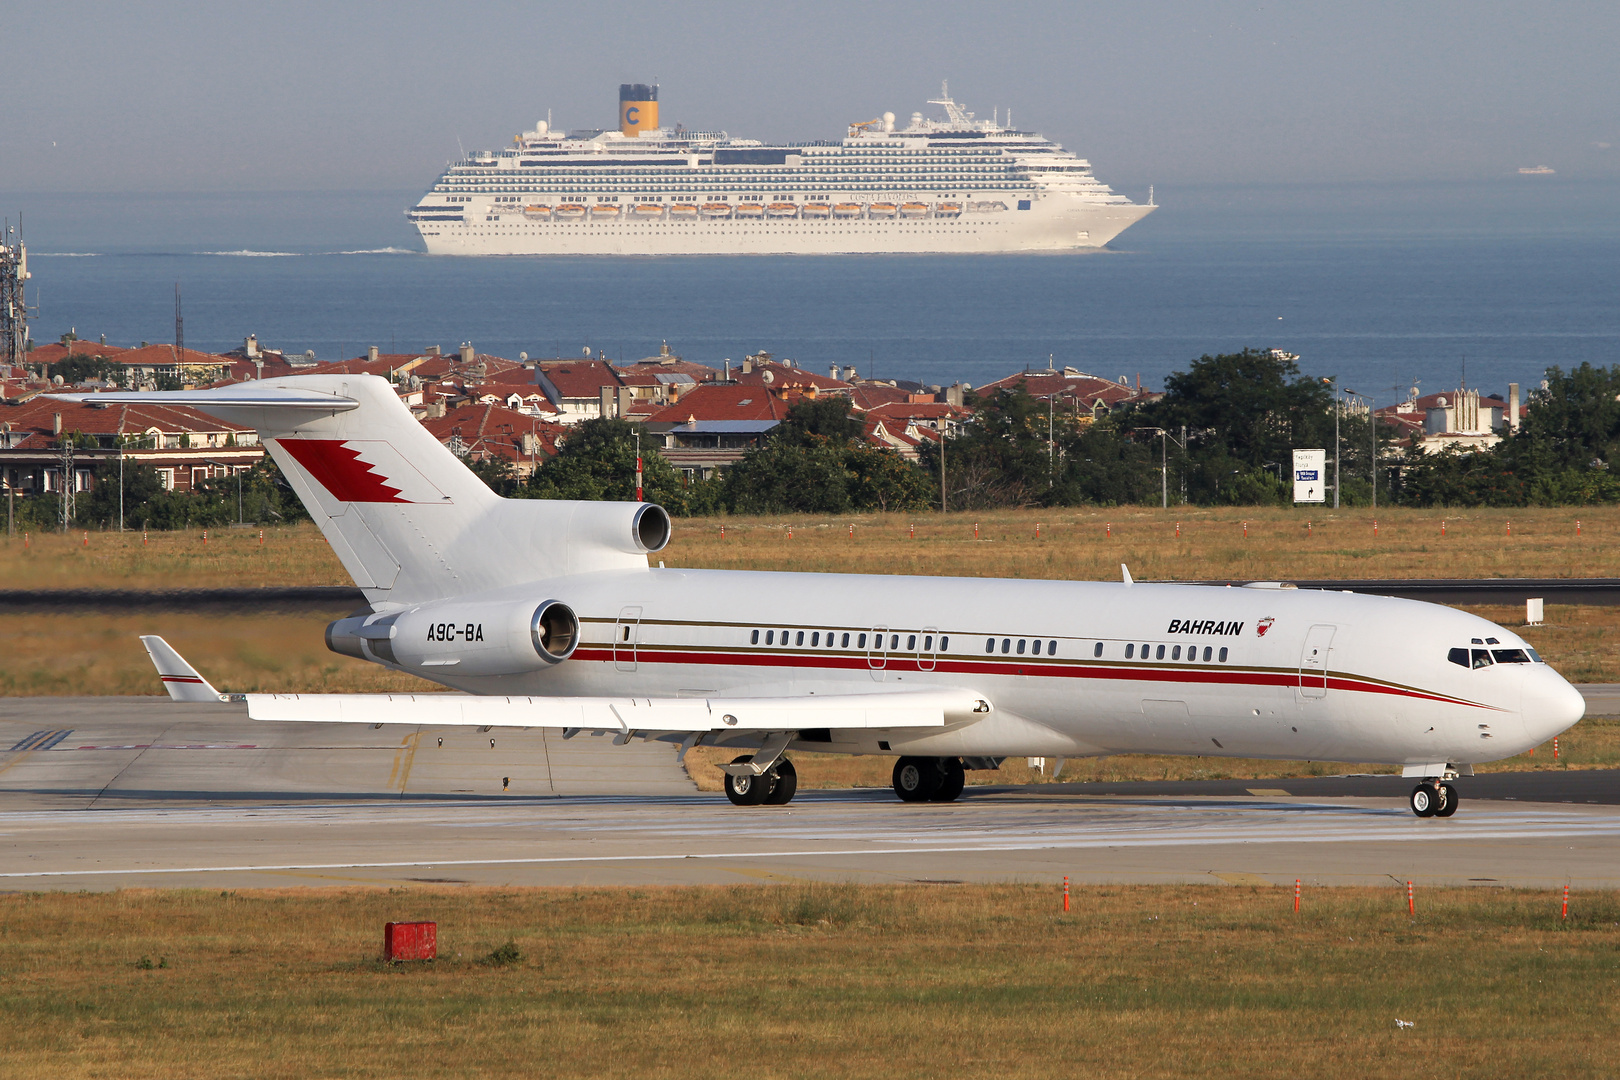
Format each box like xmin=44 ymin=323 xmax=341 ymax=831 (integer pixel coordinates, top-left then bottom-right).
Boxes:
xmin=277 ymin=439 xmax=409 ymax=504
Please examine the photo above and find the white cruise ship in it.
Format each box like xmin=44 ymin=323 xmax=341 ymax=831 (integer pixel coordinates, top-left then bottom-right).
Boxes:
xmin=408 ymin=83 xmax=1155 ymax=256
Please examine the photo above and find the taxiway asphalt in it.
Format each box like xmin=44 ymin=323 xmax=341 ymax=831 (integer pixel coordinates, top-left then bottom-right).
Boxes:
xmin=2 ymin=697 xmax=1614 ymax=892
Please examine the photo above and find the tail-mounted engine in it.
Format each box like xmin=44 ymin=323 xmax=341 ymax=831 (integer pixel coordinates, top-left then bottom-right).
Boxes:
xmin=327 ymin=598 xmax=580 ymax=676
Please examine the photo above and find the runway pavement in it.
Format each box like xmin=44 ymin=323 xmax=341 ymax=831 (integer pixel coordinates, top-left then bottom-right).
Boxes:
xmin=2 ymin=697 xmax=1615 ymax=892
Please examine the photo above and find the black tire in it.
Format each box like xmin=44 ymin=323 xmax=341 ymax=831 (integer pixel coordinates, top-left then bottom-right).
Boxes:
xmin=930 ymin=758 xmax=966 ymax=802
xmin=1410 ymin=783 xmax=1437 ymax=818
xmin=724 ymin=756 xmax=772 ymax=806
xmin=893 ymin=756 xmax=941 ymax=802
xmin=763 ymin=759 xmax=798 ymax=805
xmin=1436 ymin=781 xmax=1459 ymax=817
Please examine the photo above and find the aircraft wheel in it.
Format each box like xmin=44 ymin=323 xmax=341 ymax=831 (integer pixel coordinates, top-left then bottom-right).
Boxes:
xmin=725 ymin=756 xmax=772 ymax=806
xmin=1409 ymin=783 xmax=1438 ymax=818
xmin=893 ymin=756 xmax=941 ymax=802
xmin=1435 ymin=781 xmax=1459 ymax=817
xmin=763 ymin=759 xmax=798 ymax=805
xmin=930 ymin=758 xmax=966 ymax=802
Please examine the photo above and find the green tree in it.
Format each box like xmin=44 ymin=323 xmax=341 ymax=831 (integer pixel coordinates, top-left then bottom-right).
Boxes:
xmin=525 ymin=418 xmax=691 ymax=513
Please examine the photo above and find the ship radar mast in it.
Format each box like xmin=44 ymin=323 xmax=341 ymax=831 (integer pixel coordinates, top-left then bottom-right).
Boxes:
xmin=927 ymin=81 xmax=976 ymax=127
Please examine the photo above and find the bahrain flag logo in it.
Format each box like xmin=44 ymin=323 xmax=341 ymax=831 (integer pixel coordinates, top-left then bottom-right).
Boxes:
xmin=275 ymin=439 xmax=450 ymax=504
xmin=1256 ymin=617 xmax=1276 ymax=637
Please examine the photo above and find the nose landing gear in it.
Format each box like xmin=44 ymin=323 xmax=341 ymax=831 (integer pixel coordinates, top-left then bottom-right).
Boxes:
xmin=1409 ymin=779 xmax=1460 ymax=818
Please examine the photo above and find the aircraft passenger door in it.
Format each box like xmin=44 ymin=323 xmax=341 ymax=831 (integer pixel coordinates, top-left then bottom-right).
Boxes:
xmin=919 ymin=627 xmax=939 ymax=672
xmin=614 ymin=606 xmax=642 ymax=672
xmin=1298 ymin=624 xmax=1336 ymax=700
xmin=868 ymin=625 xmax=889 ymax=682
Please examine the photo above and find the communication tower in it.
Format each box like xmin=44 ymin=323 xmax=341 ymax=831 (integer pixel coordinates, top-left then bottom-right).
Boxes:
xmin=1 ymin=220 xmax=31 ymax=368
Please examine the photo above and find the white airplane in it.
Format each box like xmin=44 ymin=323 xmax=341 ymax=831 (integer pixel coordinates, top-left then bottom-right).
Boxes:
xmin=66 ymin=375 xmax=1583 ymax=817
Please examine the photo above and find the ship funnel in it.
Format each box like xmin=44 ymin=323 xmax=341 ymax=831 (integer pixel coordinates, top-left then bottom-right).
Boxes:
xmin=620 ymin=83 xmax=659 ymax=137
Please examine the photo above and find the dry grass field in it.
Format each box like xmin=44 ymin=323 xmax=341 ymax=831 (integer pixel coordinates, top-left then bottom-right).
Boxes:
xmin=3 ymin=505 xmax=1619 ymax=590
xmin=1 ymin=884 xmax=1614 ymax=1079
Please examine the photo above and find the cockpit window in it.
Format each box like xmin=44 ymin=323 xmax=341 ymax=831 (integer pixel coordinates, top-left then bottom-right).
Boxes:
xmin=1471 ymin=649 xmax=1494 ymax=669
xmin=1447 ymin=648 xmax=1469 ymax=668
xmin=1492 ymin=648 xmax=1531 ymax=664
xmin=1527 ymin=648 xmax=1544 ymax=663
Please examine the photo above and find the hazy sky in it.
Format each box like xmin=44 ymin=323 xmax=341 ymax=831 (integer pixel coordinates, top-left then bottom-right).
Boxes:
xmin=7 ymin=0 xmax=1618 ymax=195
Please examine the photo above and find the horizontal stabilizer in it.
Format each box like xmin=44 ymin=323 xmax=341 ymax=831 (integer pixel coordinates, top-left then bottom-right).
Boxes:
xmin=48 ymin=384 xmax=359 ymax=412
xmin=247 ymin=688 xmax=991 ymax=733
xmin=140 ymin=636 xmax=230 ymax=703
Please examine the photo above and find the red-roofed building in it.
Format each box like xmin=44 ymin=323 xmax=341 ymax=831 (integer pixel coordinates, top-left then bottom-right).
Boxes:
xmin=729 ymin=356 xmax=852 ymax=394
xmin=973 ymin=367 xmax=1152 ymax=417
xmin=418 ymin=402 xmax=566 ymax=477
xmin=24 ymin=340 xmax=129 ymax=368
xmin=533 ymin=360 xmax=627 ymax=424
xmin=616 ymin=342 xmax=721 ymax=384
xmin=0 ymin=394 xmax=261 ymax=500
xmin=642 ymin=384 xmax=803 ymax=480
xmin=112 ymin=344 xmax=234 ymax=389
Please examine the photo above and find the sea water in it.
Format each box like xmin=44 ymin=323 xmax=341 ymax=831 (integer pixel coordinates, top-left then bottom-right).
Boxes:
xmin=12 ymin=181 xmax=1619 ymax=406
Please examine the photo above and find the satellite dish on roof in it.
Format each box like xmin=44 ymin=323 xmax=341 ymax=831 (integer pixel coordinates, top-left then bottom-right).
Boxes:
xmin=583 ymin=346 xmax=591 ymax=357
xmin=762 ymin=370 xmax=776 ymax=385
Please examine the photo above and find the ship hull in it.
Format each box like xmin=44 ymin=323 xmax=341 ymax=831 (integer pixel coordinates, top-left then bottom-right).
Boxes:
xmin=417 ymin=199 xmax=1154 ymax=256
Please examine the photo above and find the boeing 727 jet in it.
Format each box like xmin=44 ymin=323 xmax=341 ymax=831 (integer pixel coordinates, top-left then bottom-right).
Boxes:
xmin=63 ymin=375 xmax=1584 ymax=816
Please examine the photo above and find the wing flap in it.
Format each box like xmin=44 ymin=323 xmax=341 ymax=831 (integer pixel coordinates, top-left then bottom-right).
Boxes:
xmin=246 ymin=689 xmax=989 ymax=732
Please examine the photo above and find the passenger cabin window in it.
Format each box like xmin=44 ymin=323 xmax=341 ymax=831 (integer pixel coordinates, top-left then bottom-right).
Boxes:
xmin=1125 ymin=644 xmax=1135 ymax=659
xmin=890 ymin=634 xmax=899 ymax=650
xmin=751 ymin=630 xmax=760 ymax=644
xmin=842 ymin=633 xmax=851 ymax=648
xmin=1017 ymin=639 xmax=1026 ymax=655
xmin=1203 ymin=647 xmax=1212 ymax=662
xmin=1471 ymin=649 xmax=1494 ymax=669
xmin=1448 ymin=648 xmax=1469 ymax=667
xmin=1093 ymin=642 xmax=1103 ymax=658
xmin=1172 ymin=645 xmax=1181 ymax=660
xmin=858 ymin=633 xmax=867 ymax=648
xmin=907 ymin=635 xmax=917 ymax=651
xmin=796 ymin=631 xmax=804 ymax=646
xmin=924 ymin=635 xmax=933 ymax=651
xmin=1218 ymin=647 xmax=1228 ymax=662
xmin=985 ymin=638 xmax=995 ymax=653
xmin=1001 ymin=639 xmax=1011 ymax=654
xmin=766 ymin=630 xmax=774 ymax=645
xmin=1048 ymin=641 xmax=1057 ymax=656
xmin=941 ymin=636 xmax=949 ymax=650
xmin=1156 ymin=645 xmax=1165 ymax=660
xmin=811 ymin=632 xmax=820 ymax=647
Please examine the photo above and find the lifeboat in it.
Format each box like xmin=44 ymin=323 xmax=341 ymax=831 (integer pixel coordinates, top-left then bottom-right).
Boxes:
xmin=553 ymin=204 xmax=587 ymax=220
xmin=765 ymin=202 xmax=799 ymax=218
xmin=668 ymin=203 xmax=699 ymax=219
xmin=590 ymin=204 xmax=622 ymax=219
xmin=867 ymin=202 xmax=898 ymax=218
xmin=801 ymin=202 xmax=831 ymax=218
xmin=700 ymin=202 xmax=733 ymax=218
xmin=735 ymin=203 xmax=765 ymax=218
xmin=831 ymin=202 xmax=864 ymax=219
xmin=523 ymin=205 xmax=553 ymax=220
xmin=899 ymin=202 xmax=929 ymax=218
xmin=934 ymin=202 xmax=962 ymax=217
xmin=631 ymin=204 xmax=666 ymax=219
xmin=968 ymin=200 xmax=1008 ymax=213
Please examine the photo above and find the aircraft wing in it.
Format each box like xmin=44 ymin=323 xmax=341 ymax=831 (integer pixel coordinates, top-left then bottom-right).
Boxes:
xmin=246 ymin=689 xmax=989 ymax=733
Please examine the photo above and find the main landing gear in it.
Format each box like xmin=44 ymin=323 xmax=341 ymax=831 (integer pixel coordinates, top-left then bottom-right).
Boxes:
xmin=1409 ymin=780 xmax=1460 ymax=818
xmin=724 ymin=756 xmax=798 ymax=806
xmin=892 ymin=756 xmax=966 ymax=803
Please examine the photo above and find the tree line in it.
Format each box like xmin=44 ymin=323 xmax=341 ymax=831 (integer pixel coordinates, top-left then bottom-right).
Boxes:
xmin=19 ymin=349 xmax=1620 ymax=530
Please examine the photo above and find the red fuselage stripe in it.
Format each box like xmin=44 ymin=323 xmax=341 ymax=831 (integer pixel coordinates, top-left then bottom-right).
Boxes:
xmin=567 ymin=647 xmax=1489 ymax=710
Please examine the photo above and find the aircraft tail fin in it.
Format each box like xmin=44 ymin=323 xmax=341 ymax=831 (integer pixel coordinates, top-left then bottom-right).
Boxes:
xmin=53 ymin=376 xmax=669 ymax=605
xmin=140 ymin=636 xmax=231 ymax=703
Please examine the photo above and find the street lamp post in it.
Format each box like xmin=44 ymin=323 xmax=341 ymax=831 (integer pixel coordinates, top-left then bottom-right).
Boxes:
xmin=1341 ymin=388 xmax=1374 ymax=510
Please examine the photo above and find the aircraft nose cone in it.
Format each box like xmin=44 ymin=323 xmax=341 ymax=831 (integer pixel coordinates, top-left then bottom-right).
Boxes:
xmin=1523 ymin=671 xmax=1586 ymax=744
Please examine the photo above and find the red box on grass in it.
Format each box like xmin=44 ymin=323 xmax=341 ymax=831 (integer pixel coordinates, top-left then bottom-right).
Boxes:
xmin=384 ymin=921 xmax=437 ymax=961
